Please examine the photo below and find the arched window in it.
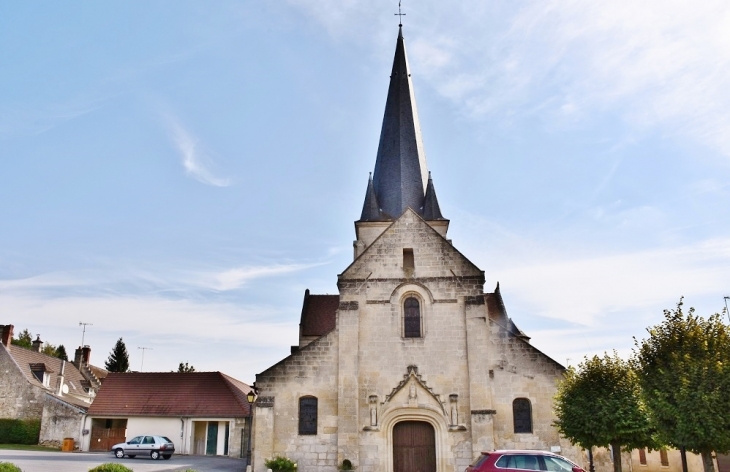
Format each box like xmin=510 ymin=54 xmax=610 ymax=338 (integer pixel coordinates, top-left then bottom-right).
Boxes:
xmin=404 ymin=297 xmax=421 ymax=338
xmin=513 ymin=398 xmax=532 ymax=433
xmin=298 ymin=396 xmax=318 ymax=435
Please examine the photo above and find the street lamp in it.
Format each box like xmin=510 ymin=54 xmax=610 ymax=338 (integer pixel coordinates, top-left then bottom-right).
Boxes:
xmin=246 ymin=389 xmax=257 ymax=468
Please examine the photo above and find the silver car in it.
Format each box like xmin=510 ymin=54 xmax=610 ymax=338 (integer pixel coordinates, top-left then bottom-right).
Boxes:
xmin=111 ymin=435 xmax=175 ymax=460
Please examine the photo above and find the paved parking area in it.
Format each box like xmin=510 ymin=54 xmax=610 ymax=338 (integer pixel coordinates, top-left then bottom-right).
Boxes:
xmin=0 ymin=450 xmax=247 ymax=472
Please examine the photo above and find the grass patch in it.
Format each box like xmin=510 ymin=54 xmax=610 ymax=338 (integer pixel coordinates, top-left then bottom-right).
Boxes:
xmin=0 ymin=444 xmax=61 ymax=451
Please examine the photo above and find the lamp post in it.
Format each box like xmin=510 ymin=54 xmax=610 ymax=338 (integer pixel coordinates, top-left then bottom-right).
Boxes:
xmin=246 ymin=390 xmax=256 ymax=468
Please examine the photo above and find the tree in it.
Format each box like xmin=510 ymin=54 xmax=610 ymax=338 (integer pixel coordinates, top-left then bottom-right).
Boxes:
xmin=11 ymin=329 xmax=33 ymax=348
xmin=554 ymin=352 xmax=655 ymax=472
xmin=177 ymin=362 xmax=195 ymax=373
xmin=41 ymin=342 xmax=58 ymax=357
xmin=55 ymin=344 xmax=69 ymax=361
xmin=633 ymin=299 xmax=730 ymax=472
xmin=105 ymin=338 xmax=130 ymax=373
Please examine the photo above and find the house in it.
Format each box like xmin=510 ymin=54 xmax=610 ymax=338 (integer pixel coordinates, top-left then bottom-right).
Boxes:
xmin=84 ymin=371 xmax=253 ymax=458
xmin=250 ymin=25 xmax=583 ymax=472
xmin=0 ymin=324 xmax=104 ymax=448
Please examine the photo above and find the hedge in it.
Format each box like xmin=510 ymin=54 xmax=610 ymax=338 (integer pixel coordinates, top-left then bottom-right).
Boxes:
xmin=0 ymin=418 xmax=41 ymax=444
xmin=0 ymin=463 xmax=23 ymax=472
xmin=88 ymin=464 xmax=133 ymax=472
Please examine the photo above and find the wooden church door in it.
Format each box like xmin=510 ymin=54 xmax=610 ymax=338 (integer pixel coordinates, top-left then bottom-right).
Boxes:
xmin=393 ymin=421 xmax=436 ymax=472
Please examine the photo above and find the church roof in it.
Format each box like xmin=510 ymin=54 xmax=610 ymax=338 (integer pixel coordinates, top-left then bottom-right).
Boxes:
xmin=362 ymin=26 xmax=444 ymax=222
xmin=88 ymin=372 xmax=253 ymax=417
xmin=299 ymin=289 xmax=339 ymax=337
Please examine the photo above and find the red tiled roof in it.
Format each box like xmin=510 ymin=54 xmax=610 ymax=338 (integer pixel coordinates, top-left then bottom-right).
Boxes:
xmin=87 ymin=372 xmax=253 ymax=418
xmin=299 ymin=290 xmax=339 ymax=336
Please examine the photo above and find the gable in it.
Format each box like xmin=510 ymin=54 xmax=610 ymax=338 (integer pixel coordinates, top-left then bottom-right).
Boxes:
xmin=342 ymin=208 xmax=483 ymax=281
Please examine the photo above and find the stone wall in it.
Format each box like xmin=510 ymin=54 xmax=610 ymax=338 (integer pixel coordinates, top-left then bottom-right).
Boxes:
xmin=0 ymin=345 xmax=45 ymax=420
xmin=39 ymin=395 xmax=85 ymax=447
xmin=254 ymin=330 xmax=340 ymax=472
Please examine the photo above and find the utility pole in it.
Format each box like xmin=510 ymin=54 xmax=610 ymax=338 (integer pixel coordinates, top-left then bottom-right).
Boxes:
xmin=79 ymin=322 xmax=93 ymax=346
xmin=138 ymin=346 xmax=153 ymax=371
xmin=724 ymin=296 xmax=729 ymax=323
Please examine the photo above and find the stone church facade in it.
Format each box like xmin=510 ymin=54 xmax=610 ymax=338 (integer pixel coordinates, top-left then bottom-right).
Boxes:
xmin=252 ymin=26 xmax=580 ymax=472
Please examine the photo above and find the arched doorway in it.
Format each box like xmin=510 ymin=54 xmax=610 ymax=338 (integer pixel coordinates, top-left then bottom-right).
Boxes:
xmin=393 ymin=421 xmax=436 ymax=472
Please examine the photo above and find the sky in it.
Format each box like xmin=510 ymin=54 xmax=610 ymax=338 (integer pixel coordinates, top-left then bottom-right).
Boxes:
xmin=1 ymin=1 xmax=729 ymax=383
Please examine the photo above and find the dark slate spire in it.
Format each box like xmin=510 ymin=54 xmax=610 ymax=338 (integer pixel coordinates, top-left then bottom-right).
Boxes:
xmin=422 ymin=172 xmax=444 ymax=220
xmin=360 ymin=173 xmax=386 ymax=221
xmin=367 ymin=26 xmax=436 ymax=220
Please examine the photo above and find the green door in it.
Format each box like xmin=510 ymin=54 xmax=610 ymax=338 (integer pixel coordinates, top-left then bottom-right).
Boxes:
xmin=206 ymin=422 xmax=218 ymax=455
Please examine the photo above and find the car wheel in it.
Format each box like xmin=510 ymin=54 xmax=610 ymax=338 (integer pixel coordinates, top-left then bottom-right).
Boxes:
xmin=151 ymin=450 xmax=160 ymax=460
xmin=163 ymin=454 xmax=171 ymax=460
xmin=128 ymin=455 xmax=135 ymax=459
xmin=114 ymin=449 xmax=124 ymax=459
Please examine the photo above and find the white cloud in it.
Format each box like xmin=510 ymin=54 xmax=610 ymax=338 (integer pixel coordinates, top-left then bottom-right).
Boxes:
xmin=166 ymin=117 xmax=231 ymax=187
xmin=207 ymin=263 xmax=325 ymax=291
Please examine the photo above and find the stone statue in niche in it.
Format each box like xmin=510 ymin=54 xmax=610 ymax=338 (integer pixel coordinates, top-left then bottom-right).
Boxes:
xmin=369 ymin=395 xmax=378 ymax=426
xmin=449 ymin=394 xmax=458 ymax=425
xmin=409 ymin=384 xmax=417 ymax=400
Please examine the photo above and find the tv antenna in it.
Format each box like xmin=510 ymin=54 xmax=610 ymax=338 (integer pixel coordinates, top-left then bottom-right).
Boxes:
xmin=138 ymin=346 xmax=153 ymax=371
xmin=79 ymin=322 xmax=93 ymax=346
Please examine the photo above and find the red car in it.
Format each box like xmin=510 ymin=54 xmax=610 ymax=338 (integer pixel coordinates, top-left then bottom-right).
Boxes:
xmin=466 ymin=450 xmax=586 ymax=472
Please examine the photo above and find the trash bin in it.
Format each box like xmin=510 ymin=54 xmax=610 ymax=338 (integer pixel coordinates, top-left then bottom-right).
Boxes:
xmin=62 ymin=438 xmax=74 ymax=452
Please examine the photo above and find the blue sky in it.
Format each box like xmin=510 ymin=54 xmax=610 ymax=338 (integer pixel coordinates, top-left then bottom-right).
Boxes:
xmin=2 ymin=1 xmax=729 ymax=382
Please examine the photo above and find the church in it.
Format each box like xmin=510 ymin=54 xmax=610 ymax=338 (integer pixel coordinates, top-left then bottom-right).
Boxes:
xmin=251 ymin=25 xmax=580 ymax=472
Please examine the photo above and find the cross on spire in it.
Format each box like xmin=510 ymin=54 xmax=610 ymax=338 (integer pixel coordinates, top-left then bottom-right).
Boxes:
xmin=394 ymin=0 xmax=405 ymax=26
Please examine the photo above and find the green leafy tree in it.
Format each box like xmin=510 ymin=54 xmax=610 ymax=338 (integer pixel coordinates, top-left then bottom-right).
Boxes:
xmin=41 ymin=342 xmax=57 ymax=357
xmin=554 ymin=352 xmax=655 ymax=472
xmin=633 ymin=299 xmax=730 ymax=472
xmin=11 ymin=329 xmax=32 ymax=348
xmin=104 ymin=338 xmax=130 ymax=373
xmin=177 ymin=362 xmax=196 ymax=373
xmin=55 ymin=344 xmax=69 ymax=361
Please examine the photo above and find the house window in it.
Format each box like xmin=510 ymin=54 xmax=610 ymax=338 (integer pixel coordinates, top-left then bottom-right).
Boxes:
xmin=660 ymin=450 xmax=669 ymax=467
xmin=404 ymin=297 xmax=421 ymax=338
xmin=513 ymin=398 xmax=532 ymax=433
xmin=299 ymin=396 xmax=318 ymax=435
xmin=639 ymin=449 xmax=647 ymax=465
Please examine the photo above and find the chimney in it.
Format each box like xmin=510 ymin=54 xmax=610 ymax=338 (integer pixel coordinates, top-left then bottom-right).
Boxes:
xmin=81 ymin=345 xmax=91 ymax=365
xmin=73 ymin=346 xmax=83 ymax=368
xmin=31 ymin=335 xmax=43 ymax=352
xmin=0 ymin=325 xmax=13 ymax=348
xmin=56 ymin=360 xmax=66 ymax=396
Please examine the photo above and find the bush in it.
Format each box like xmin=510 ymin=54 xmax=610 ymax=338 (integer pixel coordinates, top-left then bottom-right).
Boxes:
xmin=0 ymin=463 xmax=23 ymax=472
xmin=0 ymin=418 xmax=41 ymax=444
xmin=88 ymin=464 xmax=133 ymax=472
xmin=341 ymin=459 xmax=353 ymax=470
xmin=264 ymin=456 xmax=297 ymax=472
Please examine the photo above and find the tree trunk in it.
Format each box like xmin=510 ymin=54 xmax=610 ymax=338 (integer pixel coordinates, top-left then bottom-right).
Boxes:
xmin=588 ymin=447 xmax=595 ymax=472
xmin=611 ymin=441 xmax=622 ymax=472
xmin=701 ymin=451 xmax=715 ymax=472
xmin=680 ymin=447 xmax=688 ymax=472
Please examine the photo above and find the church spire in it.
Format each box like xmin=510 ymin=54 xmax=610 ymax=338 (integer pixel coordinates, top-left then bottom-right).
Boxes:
xmin=361 ymin=25 xmax=444 ymax=221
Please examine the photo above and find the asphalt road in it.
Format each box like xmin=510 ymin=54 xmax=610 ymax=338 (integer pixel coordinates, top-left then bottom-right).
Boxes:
xmin=0 ymin=450 xmax=247 ymax=472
